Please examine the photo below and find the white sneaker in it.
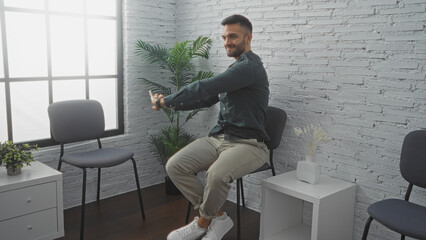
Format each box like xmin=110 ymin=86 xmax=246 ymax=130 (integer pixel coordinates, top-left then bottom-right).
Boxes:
xmin=167 ymin=217 xmax=207 ymax=240
xmin=202 ymin=212 xmax=234 ymax=240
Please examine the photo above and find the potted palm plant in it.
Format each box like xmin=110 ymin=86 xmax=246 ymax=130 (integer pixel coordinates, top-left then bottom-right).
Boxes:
xmin=0 ymin=140 xmax=38 ymax=176
xmin=135 ymin=36 xmax=213 ymax=194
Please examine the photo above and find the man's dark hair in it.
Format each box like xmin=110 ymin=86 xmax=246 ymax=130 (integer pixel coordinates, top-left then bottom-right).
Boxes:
xmin=221 ymin=14 xmax=252 ymax=34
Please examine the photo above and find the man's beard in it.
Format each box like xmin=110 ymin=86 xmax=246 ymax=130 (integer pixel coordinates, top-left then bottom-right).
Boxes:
xmin=226 ymin=39 xmax=246 ymax=58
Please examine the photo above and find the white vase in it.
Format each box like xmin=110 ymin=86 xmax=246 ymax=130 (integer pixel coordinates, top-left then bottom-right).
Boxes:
xmin=296 ymin=155 xmax=320 ymax=184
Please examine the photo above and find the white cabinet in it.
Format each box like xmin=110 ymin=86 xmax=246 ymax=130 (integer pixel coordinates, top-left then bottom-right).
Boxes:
xmin=260 ymin=171 xmax=356 ymax=240
xmin=0 ymin=161 xmax=64 ymax=240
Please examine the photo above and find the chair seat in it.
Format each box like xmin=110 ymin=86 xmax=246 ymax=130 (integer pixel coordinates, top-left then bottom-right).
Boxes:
xmin=251 ymin=163 xmax=271 ymax=174
xmin=62 ymin=148 xmax=134 ymax=168
xmin=368 ymin=199 xmax=426 ymax=239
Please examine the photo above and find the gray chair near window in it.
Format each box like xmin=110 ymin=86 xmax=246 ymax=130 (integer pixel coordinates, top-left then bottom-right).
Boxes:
xmin=185 ymin=106 xmax=287 ymax=240
xmin=362 ymin=130 xmax=426 ymax=240
xmin=48 ymin=99 xmax=146 ymax=240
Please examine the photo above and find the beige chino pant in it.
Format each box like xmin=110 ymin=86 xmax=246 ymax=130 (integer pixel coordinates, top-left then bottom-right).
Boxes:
xmin=166 ymin=134 xmax=269 ymax=219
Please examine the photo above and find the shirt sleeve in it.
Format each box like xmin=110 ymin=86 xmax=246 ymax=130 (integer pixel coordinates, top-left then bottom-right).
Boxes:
xmin=164 ymin=61 xmax=256 ymax=110
xmin=169 ymin=95 xmax=219 ymax=111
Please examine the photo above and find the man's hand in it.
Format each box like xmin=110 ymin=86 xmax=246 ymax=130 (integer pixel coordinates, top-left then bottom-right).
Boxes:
xmin=149 ymin=90 xmax=165 ymax=111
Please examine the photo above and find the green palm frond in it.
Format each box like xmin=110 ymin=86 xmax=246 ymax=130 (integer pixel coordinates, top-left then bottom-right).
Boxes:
xmin=167 ymin=41 xmax=192 ymax=72
xmin=149 ymin=134 xmax=168 ymax=165
xmin=150 ymin=126 xmax=194 ymax=169
xmin=162 ymin=108 xmax=175 ymax=124
xmin=191 ymin=36 xmax=212 ymax=59
xmin=155 ymin=126 xmax=194 ymax=161
xmin=175 ymin=71 xmax=194 ymax=87
xmin=191 ymin=71 xmax=214 ymax=83
xmin=139 ymin=78 xmax=171 ymax=96
xmin=173 ymin=70 xmax=192 ymax=90
xmin=135 ymin=40 xmax=169 ymax=68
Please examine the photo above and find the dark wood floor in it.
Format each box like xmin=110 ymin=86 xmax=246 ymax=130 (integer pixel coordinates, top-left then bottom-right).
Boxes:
xmin=58 ymin=183 xmax=260 ymax=240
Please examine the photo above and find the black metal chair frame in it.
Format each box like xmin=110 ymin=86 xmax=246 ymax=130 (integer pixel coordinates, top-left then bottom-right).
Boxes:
xmin=362 ymin=185 xmax=414 ymax=240
xmin=185 ymin=106 xmax=287 ymax=240
xmin=57 ymin=139 xmax=146 ymax=240
xmin=49 ymin=100 xmax=146 ymax=240
xmin=362 ymin=130 xmax=426 ymax=240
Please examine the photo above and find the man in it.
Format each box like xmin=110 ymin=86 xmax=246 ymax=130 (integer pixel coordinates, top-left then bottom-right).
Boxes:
xmin=149 ymin=14 xmax=269 ymax=240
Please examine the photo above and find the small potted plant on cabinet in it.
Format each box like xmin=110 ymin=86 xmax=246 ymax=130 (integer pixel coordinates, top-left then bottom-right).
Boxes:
xmin=0 ymin=141 xmax=38 ymax=176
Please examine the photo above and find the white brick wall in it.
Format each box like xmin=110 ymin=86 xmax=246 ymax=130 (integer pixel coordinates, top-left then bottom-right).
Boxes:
xmin=32 ymin=0 xmax=425 ymax=239
xmin=175 ymin=1 xmax=426 ymax=240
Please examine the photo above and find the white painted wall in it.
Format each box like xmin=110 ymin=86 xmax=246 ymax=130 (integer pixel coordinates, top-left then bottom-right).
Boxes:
xmin=33 ymin=0 xmax=425 ymax=239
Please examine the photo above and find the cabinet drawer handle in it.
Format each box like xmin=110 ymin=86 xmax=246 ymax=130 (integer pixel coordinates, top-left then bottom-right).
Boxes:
xmin=28 ymin=225 xmax=33 ymax=230
xmin=27 ymin=198 xmax=32 ymax=203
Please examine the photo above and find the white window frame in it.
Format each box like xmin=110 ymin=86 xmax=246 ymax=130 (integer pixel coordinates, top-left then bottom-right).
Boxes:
xmin=0 ymin=0 xmax=124 ymax=146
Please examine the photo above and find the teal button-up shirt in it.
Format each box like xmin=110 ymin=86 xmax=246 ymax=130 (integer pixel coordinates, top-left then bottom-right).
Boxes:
xmin=163 ymin=51 xmax=270 ymax=141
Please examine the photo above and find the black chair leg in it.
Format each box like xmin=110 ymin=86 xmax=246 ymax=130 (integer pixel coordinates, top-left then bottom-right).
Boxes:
xmin=239 ymin=179 xmax=245 ymax=208
xmin=97 ymin=168 xmax=101 ymax=202
xmin=131 ymin=158 xmax=146 ymax=220
xmin=185 ymin=201 xmax=192 ymax=224
xmin=270 ymin=151 xmax=276 ymax=176
xmin=57 ymin=160 xmax=62 ymax=171
xmin=237 ymin=178 xmax=241 ymax=240
xmin=401 ymin=235 xmax=405 ymax=240
xmin=362 ymin=216 xmax=373 ymax=240
xmin=80 ymin=168 xmax=87 ymax=240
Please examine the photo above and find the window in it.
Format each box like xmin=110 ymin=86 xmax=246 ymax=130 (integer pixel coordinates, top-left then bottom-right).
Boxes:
xmin=0 ymin=0 xmax=123 ymax=146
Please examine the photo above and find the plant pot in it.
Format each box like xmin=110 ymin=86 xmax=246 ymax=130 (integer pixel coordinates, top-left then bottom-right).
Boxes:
xmin=7 ymin=166 xmax=21 ymax=176
xmin=165 ymin=176 xmax=181 ymax=195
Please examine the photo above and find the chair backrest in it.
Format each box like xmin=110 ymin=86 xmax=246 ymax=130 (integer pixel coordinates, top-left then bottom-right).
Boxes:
xmin=48 ymin=99 xmax=105 ymax=143
xmin=265 ymin=106 xmax=287 ymax=150
xmin=400 ymin=130 xmax=426 ymax=188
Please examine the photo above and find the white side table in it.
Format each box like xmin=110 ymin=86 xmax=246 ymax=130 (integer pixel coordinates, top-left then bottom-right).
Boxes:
xmin=0 ymin=161 xmax=64 ymax=240
xmin=260 ymin=171 xmax=356 ymax=240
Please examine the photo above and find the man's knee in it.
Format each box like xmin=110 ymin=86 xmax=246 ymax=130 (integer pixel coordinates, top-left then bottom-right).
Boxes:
xmin=165 ymin=156 xmax=178 ymax=176
xmin=206 ymin=169 xmax=232 ymax=186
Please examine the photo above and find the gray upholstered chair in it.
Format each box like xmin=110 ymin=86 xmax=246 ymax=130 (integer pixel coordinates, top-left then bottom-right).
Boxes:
xmin=48 ymin=99 xmax=145 ymax=240
xmin=362 ymin=130 xmax=426 ymax=240
xmin=185 ymin=106 xmax=287 ymax=240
